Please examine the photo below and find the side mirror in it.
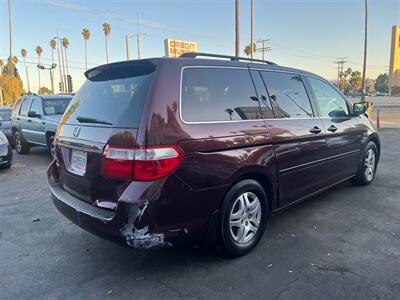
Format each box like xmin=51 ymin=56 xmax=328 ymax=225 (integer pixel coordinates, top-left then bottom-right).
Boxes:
xmin=28 ymin=111 xmax=41 ymax=118
xmin=353 ymin=103 xmax=366 ymax=116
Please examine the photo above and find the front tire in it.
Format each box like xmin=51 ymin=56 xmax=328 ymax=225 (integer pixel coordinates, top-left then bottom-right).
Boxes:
xmin=218 ymin=179 xmax=268 ymax=257
xmin=352 ymin=141 xmax=378 ymax=186
xmin=14 ymin=131 xmax=30 ymax=154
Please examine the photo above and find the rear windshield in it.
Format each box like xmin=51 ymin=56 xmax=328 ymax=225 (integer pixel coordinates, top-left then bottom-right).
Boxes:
xmin=43 ymin=98 xmax=72 ymax=115
xmin=63 ymin=68 xmax=155 ymax=128
xmin=0 ymin=109 xmax=12 ymax=121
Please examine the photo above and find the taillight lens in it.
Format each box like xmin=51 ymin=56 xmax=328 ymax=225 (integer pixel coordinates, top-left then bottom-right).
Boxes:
xmin=101 ymin=145 xmax=184 ymax=181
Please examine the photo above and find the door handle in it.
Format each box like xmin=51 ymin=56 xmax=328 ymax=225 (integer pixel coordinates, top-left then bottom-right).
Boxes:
xmin=327 ymin=125 xmax=338 ymax=132
xmin=309 ymin=126 xmax=322 ymax=134
xmin=16 ymin=117 xmax=20 ymax=120
xmin=27 ymin=119 xmax=32 ymax=123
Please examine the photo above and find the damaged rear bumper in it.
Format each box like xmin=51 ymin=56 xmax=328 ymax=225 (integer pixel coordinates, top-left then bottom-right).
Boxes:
xmin=50 ymin=183 xmax=173 ymax=249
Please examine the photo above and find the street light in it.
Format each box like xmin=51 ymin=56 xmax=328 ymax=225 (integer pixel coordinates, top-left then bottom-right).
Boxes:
xmin=37 ymin=63 xmax=57 ymax=93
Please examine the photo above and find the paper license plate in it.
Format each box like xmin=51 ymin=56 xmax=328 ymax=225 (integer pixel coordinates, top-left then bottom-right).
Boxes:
xmin=70 ymin=150 xmax=87 ymax=176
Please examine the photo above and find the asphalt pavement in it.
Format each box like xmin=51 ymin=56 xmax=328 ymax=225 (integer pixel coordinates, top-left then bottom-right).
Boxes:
xmin=0 ymin=129 xmax=399 ymax=300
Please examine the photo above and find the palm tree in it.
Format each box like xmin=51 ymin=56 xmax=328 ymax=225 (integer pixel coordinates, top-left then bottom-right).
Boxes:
xmin=62 ymin=37 xmax=70 ymax=92
xmin=35 ymin=46 xmax=43 ymax=92
xmin=49 ymin=39 xmax=57 ymax=93
xmin=20 ymin=49 xmax=31 ymax=92
xmin=82 ymin=28 xmax=91 ymax=70
xmin=102 ymin=23 xmax=111 ymax=63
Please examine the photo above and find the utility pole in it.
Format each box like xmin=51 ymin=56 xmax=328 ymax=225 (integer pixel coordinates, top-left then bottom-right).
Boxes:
xmin=235 ymin=0 xmax=240 ymax=57
xmin=250 ymin=0 xmax=254 ymax=60
xmin=256 ymin=39 xmax=271 ymax=61
xmin=334 ymin=57 xmax=347 ymax=91
xmin=125 ymin=35 xmax=130 ymax=60
xmin=125 ymin=14 xmax=149 ymax=61
xmin=54 ymin=34 xmax=66 ymax=92
xmin=361 ymin=0 xmax=368 ymax=102
xmin=8 ymin=0 xmax=15 ymax=103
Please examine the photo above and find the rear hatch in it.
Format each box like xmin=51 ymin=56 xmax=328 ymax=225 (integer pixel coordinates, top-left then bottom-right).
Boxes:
xmin=55 ymin=60 xmax=157 ymax=210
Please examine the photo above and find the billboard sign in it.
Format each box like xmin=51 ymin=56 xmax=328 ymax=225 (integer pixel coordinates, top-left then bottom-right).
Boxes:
xmin=164 ymin=39 xmax=198 ymax=58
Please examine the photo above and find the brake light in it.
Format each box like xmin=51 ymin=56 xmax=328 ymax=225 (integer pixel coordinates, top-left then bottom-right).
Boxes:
xmin=101 ymin=145 xmax=184 ymax=181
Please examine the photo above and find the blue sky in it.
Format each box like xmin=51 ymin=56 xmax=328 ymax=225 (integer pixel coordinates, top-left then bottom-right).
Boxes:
xmin=1 ymin=0 xmax=399 ymax=92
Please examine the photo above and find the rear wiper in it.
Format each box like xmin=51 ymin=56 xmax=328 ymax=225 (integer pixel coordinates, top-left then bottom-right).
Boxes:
xmin=76 ymin=116 xmax=113 ymax=125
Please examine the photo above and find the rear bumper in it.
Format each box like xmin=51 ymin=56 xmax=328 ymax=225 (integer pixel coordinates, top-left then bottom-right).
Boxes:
xmin=48 ymin=160 xmax=223 ymax=249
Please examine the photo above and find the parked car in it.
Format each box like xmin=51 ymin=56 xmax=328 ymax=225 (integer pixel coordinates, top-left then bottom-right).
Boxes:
xmin=0 ymin=130 xmax=12 ymax=169
xmin=48 ymin=53 xmax=380 ymax=256
xmin=0 ymin=106 xmax=12 ymax=145
xmin=12 ymin=94 xmax=72 ymax=158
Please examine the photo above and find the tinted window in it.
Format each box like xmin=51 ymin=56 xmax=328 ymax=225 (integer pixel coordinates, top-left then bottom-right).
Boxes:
xmin=30 ymin=99 xmax=42 ymax=115
xmin=63 ymin=73 xmax=154 ymax=128
xmin=181 ymin=68 xmax=262 ymax=122
xmin=43 ymin=98 xmax=71 ymax=115
xmin=261 ymin=72 xmax=313 ymax=118
xmin=0 ymin=109 xmax=12 ymax=121
xmin=250 ymin=70 xmax=275 ymax=119
xmin=19 ymin=98 xmax=31 ymax=116
xmin=307 ymin=77 xmax=349 ymax=118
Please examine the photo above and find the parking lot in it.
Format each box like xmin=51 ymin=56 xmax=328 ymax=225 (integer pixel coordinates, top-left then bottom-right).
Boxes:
xmin=0 ymin=129 xmax=399 ymax=299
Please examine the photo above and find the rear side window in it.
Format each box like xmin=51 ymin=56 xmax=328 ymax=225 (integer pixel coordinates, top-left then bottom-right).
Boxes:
xmin=63 ymin=69 xmax=155 ymax=128
xmin=43 ymin=98 xmax=71 ymax=115
xmin=19 ymin=98 xmax=31 ymax=116
xmin=181 ymin=67 xmax=262 ymax=122
xmin=261 ymin=72 xmax=313 ymax=118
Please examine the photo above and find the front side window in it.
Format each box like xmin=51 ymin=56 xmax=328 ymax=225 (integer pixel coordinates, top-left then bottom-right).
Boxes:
xmin=261 ymin=72 xmax=313 ymax=118
xmin=30 ymin=99 xmax=42 ymax=115
xmin=307 ymin=77 xmax=349 ymax=118
xmin=181 ymin=68 xmax=262 ymax=122
xmin=19 ymin=98 xmax=31 ymax=116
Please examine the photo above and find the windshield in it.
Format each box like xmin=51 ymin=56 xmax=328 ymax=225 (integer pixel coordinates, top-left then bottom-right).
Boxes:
xmin=0 ymin=110 xmax=12 ymax=121
xmin=62 ymin=71 xmax=155 ymax=128
xmin=43 ymin=98 xmax=72 ymax=115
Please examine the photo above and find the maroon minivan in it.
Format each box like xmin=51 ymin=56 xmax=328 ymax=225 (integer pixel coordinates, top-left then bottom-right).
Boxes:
xmin=48 ymin=53 xmax=380 ymax=256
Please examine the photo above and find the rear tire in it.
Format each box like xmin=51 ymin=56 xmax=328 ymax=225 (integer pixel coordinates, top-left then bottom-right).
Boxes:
xmin=14 ymin=131 xmax=30 ymax=154
xmin=352 ymin=141 xmax=378 ymax=186
xmin=48 ymin=136 xmax=55 ymax=159
xmin=218 ymin=179 xmax=268 ymax=257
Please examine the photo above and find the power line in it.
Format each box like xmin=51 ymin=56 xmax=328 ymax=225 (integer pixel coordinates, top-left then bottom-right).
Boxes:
xmin=255 ymin=39 xmax=271 ymax=61
xmin=334 ymin=57 xmax=348 ymax=90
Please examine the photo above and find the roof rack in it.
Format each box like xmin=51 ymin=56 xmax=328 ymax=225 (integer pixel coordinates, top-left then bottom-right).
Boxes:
xmin=180 ymin=52 xmax=277 ymax=65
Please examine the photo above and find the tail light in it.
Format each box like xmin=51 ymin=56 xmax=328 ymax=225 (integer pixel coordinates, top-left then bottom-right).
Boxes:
xmin=101 ymin=145 xmax=184 ymax=181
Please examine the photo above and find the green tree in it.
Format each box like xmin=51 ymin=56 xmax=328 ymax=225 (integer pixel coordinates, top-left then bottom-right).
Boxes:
xmin=102 ymin=23 xmax=111 ymax=63
xmin=0 ymin=59 xmax=23 ymax=105
xmin=38 ymin=86 xmax=52 ymax=94
xmin=374 ymin=74 xmax=389 ymax=94
xmin=349 ymin=70 xmax=362 ymax=96
xmin=82 ymin=28 xmax=91 ymax=70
